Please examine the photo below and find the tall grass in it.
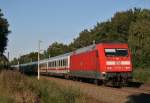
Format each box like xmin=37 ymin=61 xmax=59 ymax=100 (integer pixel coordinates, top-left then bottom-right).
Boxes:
xmin=133 ymin=68 xmax=150 ymax=83
xmin=0 ymin=70 xmax=92 ymax=103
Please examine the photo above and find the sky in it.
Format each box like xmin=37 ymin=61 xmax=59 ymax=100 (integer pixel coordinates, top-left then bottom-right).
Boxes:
xmin=0 ymin=0 xmax=150 ymax=60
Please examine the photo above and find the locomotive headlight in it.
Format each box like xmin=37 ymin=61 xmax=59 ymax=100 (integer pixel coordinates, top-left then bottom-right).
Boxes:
xmin=102 ymin=72 xmax=106 ymax=77
xmin=106 ymin=61 xmax=115 ymax=65
xmin=102 ymin=72 xmax=106 ymax=74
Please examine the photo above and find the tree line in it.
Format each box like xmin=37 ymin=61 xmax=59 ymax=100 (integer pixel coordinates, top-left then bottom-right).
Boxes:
xmin=11 ymin=8 xmax=150 ymax=69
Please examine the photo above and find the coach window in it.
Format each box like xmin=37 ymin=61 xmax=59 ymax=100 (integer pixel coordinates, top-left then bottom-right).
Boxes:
xmin=64 ymin=59 xmax=66 ymax=67
xmin=58 ymin=60 xmax=60 ymax=67
xmin=50 ymin=62 xmax=51 ymax=68
xmin=65 ymin=59 xmax=67 ymax=66
xmin=59 ymin=60 xmax=60 ymax=67
xmin=57 ymin=60 xmax=58 ymax=67
xmin=49 ymin=62 xmax=50 ymax=68
xmin=56 ymin=61 xmax=58 ymax=67
xmin=50 ymin=62 xmax=52 ymax=68
xmin=55 ymin=61 xmax=57 ymax=67
xmin=49 ymin=62 xmax=50 ymax=67
xmin=57 ymin=60 xmax=59 ymax=68
xmin=62 ymin=59 xmax=65 ymax=67
xmin=63 ymin=60 xmax=65 ymax=66
xmin=66 ymin=59 xmax=68 ymax=66
xmin=59 ymin=60 xmax=61 ymax=67
xmin=62 ymin=60 xmax=64 ymax=67
xmin=64 ymin=59 xmax=66 ymax=66
xmin=63 ymin=60 xmax=65 ymax=67
xmin=51 ymin=62 xmax=53 ymax=68
xmin=56 ymin=60 xmax=59 ymax=68
xmin=53 ymin=61 xmax=55 ymax=67
xmin=61 ymin=60 xmax=63 ymax=67
xmin=57 ymin=60 xmax=58 ymax=68
xmin=61 ymin=59 xmax=63 ymax=67
xmin=53 ymin=61 xmax=54 ymax=67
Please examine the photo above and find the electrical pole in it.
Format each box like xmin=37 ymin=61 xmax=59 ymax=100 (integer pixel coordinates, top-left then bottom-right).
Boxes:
xmin=38 ymin=40 xmax=42 ymax=80
xmin=93 ymin=40 xmax=95 ymax=45
xmin=7 ymin=52 xmax=9 ymax=62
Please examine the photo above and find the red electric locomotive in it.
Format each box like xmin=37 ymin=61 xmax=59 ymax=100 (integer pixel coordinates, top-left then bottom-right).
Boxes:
xmin=70 ymin=43 xmax=132 ymax=85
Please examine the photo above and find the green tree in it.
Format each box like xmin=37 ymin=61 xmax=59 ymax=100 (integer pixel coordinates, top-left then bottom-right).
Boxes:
xmin=10 ymin=57 xmax=18 ymax=65
xmin=128 ymin=19 xmax=150 ymax=68
xmin=0 ymin=9 xmax=10 ymax=54
xmin=0 ymin=9 xmax=10 ymax=69
xmin=46 ymin=42 xmax=69 ymax=57
xmin=0 ymin=54 xmax=8 ymax=69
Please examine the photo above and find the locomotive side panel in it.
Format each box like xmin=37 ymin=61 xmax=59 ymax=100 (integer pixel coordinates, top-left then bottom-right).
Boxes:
xmin=70 ymin=50 xmax=100 ymax=78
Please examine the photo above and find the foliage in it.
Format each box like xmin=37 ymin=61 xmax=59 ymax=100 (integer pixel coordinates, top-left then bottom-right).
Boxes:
xmin=128 ymin=19 xmax=150 ymax=67
xmin=0 ymin=54 xmax=8 ymax=69
xmin=45 ymin=42 xmax=69 ymax=58
xmin=133 ymin=68 xmax=150 ymax=83
xmin=11 ymin=52 xmax=44 ymax=64
xmin=0 ymin=9 xmax=10 ymax=69
xmin=0 ymin=9 xmax=10 ymax=54
xmin=10 ymin=57 xmax=18 ymax=65
xmin=19 ymin=52 xmax=39 ymax=64
xmin=11 ymin=8 xmax=150 ymax=69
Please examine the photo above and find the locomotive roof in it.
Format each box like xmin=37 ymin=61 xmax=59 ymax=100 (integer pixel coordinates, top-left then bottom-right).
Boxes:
xmin=20 ymin=61 xmax=38 ymax=66
xmin=73 ymin=44 xmax=96 ymax=54
xmin=47 ymin=52 xmax=72 ymax=61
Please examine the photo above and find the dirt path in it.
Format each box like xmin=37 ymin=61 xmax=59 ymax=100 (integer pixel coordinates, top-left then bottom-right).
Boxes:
xmin=42 ymin=76 xmax=150 ymax=103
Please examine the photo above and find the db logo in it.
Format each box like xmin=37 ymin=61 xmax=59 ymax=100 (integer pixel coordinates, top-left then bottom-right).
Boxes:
xmin=116 ymin=61 xmax=121 ymax=65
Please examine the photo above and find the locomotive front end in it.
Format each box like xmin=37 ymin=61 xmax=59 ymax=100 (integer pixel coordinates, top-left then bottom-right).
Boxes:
xmin=97 ymin=43 xmax=132 ymax=86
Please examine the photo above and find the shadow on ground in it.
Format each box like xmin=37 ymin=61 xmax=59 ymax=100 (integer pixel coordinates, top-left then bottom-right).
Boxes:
xmin=127 ymin=82 xmax=143 ymax=88
xmin=126 ymin=93 xmax=150 ymax=103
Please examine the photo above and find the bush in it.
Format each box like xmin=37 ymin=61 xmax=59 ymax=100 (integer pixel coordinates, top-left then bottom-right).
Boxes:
xmin=0 ymin=70 xmax=89 ymax=103
xmin=133 ymin=68 xmax=150 ymax=83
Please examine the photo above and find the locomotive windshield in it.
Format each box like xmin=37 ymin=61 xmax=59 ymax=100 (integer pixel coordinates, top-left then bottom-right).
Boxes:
xmin=105 ymin=48 xmax=128 ymax=56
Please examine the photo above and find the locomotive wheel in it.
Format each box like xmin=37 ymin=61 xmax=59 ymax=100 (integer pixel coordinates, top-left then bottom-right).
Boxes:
xmin=64 ymin=74 xmax=69 ymax=79
xmin=72 ymin=76 xmax=78 ymax=81
xmin=94 ymin=79 xmax=99 ymax=85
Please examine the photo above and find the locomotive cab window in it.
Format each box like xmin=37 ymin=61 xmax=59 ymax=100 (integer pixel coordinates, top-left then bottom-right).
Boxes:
xmin=105 ymin=48 xmax=128 ymax=57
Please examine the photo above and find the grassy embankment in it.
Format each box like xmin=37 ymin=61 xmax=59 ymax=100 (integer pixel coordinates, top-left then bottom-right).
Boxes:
xmin=133 ymin=68 xmax=150 ymax=83
xmin=0 ymin=70 xmax=96 ymax=103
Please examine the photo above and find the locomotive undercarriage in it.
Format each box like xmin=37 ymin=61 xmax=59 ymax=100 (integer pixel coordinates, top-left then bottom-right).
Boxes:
xmin=103 ymin=72 xmax=132 ymax=87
